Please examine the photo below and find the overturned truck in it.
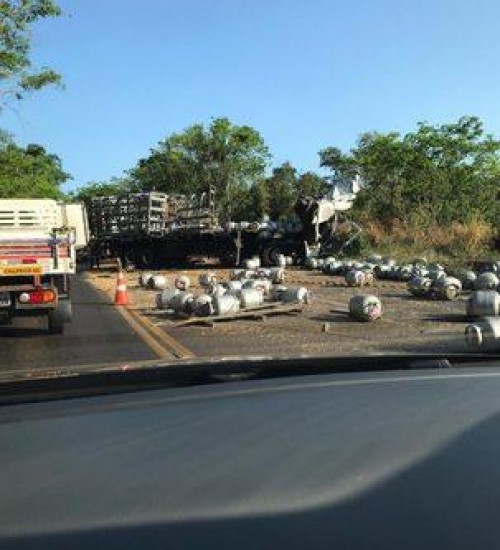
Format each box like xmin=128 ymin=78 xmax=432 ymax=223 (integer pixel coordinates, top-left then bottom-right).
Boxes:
xmin=86 ymin=187 xmax=360 ymax=268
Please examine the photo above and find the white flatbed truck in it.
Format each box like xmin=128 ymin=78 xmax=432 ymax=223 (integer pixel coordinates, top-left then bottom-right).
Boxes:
xmin=0 ymin=199 xmax=89 ymax=334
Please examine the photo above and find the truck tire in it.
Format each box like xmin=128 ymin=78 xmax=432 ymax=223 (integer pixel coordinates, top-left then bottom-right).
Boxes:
xmin=261 ymin=242 xmax=287 ymax=267
xmin=48 ymin=300 xmax=72 ymax=335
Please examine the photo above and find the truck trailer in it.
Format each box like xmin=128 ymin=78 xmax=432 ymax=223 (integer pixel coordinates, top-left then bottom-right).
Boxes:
xmin=86 ymin=187 xmax=360 ymax=269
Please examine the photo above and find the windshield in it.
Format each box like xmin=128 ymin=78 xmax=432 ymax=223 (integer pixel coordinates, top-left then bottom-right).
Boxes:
xmin=1 ymin=0 xmax=499 ymax=382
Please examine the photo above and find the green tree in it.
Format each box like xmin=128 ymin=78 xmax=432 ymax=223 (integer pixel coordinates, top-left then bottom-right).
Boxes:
xmin=69 ymin=178 xmax=130 ymax=203
xmin=0 ymin=0 xmax=62 ymax=108
xmin=0 ymin=138 xmax=70 ymax=198
xmin=319 ymin=146 xmax=358 ymax=178
xmin=351 ymin=131 xmax=410 ymax=223
xmin=266 ymin=162 xmax=298 ymax=220
xmin=245 ymin=179 xmax=269 ymax=221
xmin=296 ymin=171 xmax=328 ymax=197
xmin=129 ymin=117 xmax=271 ymax=220
xmin=320 ymin=116 xmax=500 ymax=227
xmin=401 ymin=117 xmax=500 ymax=224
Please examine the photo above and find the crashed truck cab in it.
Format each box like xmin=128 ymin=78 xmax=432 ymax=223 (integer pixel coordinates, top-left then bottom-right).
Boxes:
xmin=0 ymin=199 xmax=89 ymax=334
xmin=293 ymin=175 xmax=362 ymax=261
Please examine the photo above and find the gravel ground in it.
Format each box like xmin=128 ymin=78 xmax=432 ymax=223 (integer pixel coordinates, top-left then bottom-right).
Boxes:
xmin=84 ymin=266 xmax=471 ymax=359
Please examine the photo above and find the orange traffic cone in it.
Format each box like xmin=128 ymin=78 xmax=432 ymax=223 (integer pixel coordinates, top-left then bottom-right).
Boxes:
xmin=114 ymin=270 xmax=129 ymax=305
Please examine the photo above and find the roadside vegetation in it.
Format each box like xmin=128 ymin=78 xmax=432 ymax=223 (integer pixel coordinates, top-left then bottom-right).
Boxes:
xmin=358 ymin=217 xmax=495 ymax=267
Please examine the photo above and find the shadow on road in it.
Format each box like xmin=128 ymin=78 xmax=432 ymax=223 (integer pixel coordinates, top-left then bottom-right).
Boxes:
xmin=0 ymin=326 xmax=48 ymax=338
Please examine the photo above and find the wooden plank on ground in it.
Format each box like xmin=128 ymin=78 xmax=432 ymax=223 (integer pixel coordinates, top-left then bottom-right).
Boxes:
xmin=172 ymin=302 xmax=304 ymax=327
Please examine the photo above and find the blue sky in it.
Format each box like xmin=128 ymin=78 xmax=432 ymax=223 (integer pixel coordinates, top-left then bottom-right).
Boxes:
xmin=2 ymin=0 xmax=499 ymax=193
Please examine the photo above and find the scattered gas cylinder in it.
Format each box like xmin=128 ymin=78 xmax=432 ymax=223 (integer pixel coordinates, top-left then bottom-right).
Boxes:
xmin=169 ymin=291 xmax=194 ymax=313
xmin=243 ymin=257 xmax=260 ymax=270
xmin=230 ymin=269 xmax=245 ymax=281
xmin=413 ymin=267 xmax=429 ymax=278
xmin=281 ymin=287 xmax=311 ymax=304
xmin=374 ymin=264 xmax=392 ymax=280
xmin=256 ymin=268 xmax=272 ymax=279
xmin=198 ymin=272 xmax=217 ymax=287
xmin=269 ymin=267 xmax=285 ymax=284
xmin=139 ymin=272 xmax=153 ymax=288
xmin=475 ymin=272 xmax=499 ymax=290
xmin=454 ymin=269 xmax=477 ymax=290
xmin=349 ymin=295 xmax=382 ymax=322
xmin=192 ymin=294 xmax=214 ymax=317
xmin=432 ymin=276 xmax=462 ymax=300
xmin=325 ymin=261 xmax=343 ymax=275
xmin=270 ymin=285 xmax=288 ymax=302
xmin=407 ymin=276 xmax=433 ymax=297
xmin=214 ymin=294 xmax=240 ymax=316
xmin=427 ymin=265 xmax=446 ymax=281
xmin=465 ymin=317 xmax=500 ymax=348
xmin=207 ymin=283 xmax=226 ymax=298
xmin=240 ymin=288 xmax=264 ymax=308
xmin=345 ymin=269 xmax=366 ymax=287
xmin=148 ymin=274 xmax=167 ymax=290
xmin=155 ymin=288 xmax=180 ymax=309
xmin=244 ymin=278 xmax=271 ymax=294
xmin=466 ymin=291 xmax=500 ymax=317
xmin=175 ymin=275 xmax=191 ymax=291
xmin=396 ymin=265 xmax=413 ymax=281
xmin=254 ymin=279 xmax=272 ymax=295
xmin=225 ymin=280 xmax=243 ymax=293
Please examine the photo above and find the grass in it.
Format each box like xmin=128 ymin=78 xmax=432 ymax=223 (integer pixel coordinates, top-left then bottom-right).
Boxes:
xmin=356 ymin=216 xmax=497 ymax=268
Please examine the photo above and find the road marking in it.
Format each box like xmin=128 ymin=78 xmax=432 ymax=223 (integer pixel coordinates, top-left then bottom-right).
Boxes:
xmin=123 ymin=307 xmax=195 ymax=359
xmin=115 ymin=305 xmax=172 ymax=358
xmin=138 ymin=313 xmax=195 ymax=359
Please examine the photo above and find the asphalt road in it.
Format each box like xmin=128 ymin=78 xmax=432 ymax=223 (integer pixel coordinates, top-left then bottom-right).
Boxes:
xmin=0 ymin=275 xmax=156 ymax=372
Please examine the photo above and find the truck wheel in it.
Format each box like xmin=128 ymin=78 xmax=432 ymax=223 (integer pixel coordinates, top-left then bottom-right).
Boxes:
xmin=48 ymin=300 xmax=72 ymax=335
xmin=261 ymin=243 xmax=284 ymax=267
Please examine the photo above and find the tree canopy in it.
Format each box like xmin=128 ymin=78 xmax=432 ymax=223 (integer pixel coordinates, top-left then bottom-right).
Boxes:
xmin=320 ymin=116 xmax=500 ymax=227
xmin=265 ymin=162 xmax=299 ymax=220
xmin=68 ymin=178 xmax=130 ymax=203
xmin=0 ymin=0 xmax=62 ymax=109
xmin=128 ymin=117 xmax=271 ymax=219
xmin=0 ymin=135 xmax=70 ymax=198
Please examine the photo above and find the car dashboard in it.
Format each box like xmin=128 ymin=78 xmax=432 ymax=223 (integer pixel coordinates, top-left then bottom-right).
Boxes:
xmin=2 ymin=366 xmax=500 ymax=549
